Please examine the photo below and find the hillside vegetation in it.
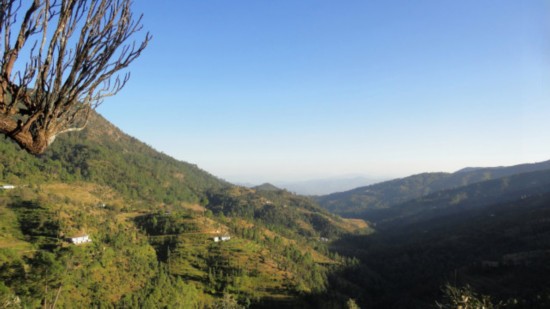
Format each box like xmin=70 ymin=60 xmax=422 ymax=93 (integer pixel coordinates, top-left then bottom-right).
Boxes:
xmin=0 ymin=112 xmax=227 ymax=208
xmin=0 ymin=113 xmax=366 ymax=308
xmin=2 ymin=111 xmax=549 ymax=308
xmin=325 ymin=167 xmax=550 ymax=308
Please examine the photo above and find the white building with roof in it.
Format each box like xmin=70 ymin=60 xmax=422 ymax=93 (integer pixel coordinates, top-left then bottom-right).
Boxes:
xmin=69 ymin=235 xmax=92 ymax=245
xmin=213 ymin=235 xmax=231 ymax=242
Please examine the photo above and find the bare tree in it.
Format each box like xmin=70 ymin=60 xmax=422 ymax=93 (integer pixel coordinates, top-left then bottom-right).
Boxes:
xmin=0 ymin=0 xmax=150 ymax=154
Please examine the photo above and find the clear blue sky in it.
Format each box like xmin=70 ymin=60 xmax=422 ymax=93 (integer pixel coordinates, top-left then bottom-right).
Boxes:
xmin=98 ymin=0 xmax=550 ymax=184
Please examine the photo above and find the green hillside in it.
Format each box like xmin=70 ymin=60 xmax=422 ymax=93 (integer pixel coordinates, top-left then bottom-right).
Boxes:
xmin=2 ymin=111 xmax=549 ymax=308
xmin=0 ymin=112 xmax=227 ymax=208
xmin=0 ymin=113 xmax=366 ymax=308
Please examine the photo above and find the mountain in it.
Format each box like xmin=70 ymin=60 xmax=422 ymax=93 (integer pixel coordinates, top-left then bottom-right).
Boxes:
xmin=311 ymin=162 xmax=550 ymax=308
xmin=370 ymin=168 xmax=550 ymax=226
xmin=316 ymin=172 xmax=449 ymax=216
xmin=3 ymin=111 xmax=549 ymax=308
xmin=330 ymin=171 xmax=550 ymax=308
xmin=0 ymin=112 xmax=228 ymax=207
xmin=0 ymin=112 xmax=367 ymax=308
xmin=317 ymin=160 xmax=550 ymax=218
xmin=253 ymin=183 xmax=281 ymax=192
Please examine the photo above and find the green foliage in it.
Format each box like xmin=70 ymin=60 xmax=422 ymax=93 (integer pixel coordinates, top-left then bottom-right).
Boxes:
xmin=213 ymin=293 xmax=245 ymax=309
xmin=436 ymin=284 xmax=495 ymax=309
xmin=0 ymin=281 xmax=20 ymax=309
xmin=0 ymin=111 xmax=228 ymax=206
xmin=135 ymin=212 xmax=199 ymax=236
xmin=123 ymin=265 xmax=203 ymax=308
xmin=346 ymin=298 xmax=360 ymax=309
xmin=207 ymin=187 xmax=344 ymax=240
xmin=16 ymin=110 xmax=546 ymax=308
xmin=0 ymin=112 xmax=350 ymax=308
xmin=9 ymin=200 xmax=60 ymax=250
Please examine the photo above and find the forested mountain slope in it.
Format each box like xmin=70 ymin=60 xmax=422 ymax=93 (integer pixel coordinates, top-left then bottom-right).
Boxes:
xmin=331 ymin=183 xmax=550 ymax=308
xmin=318 ymin=164 xmax=550 ymax=308
xmin=0 ymin=112 xmax=366 ymax=308
xmin=366 ymin=168 xmax=550 ymax=226
xmin=3 ymin=111 xmax=548 ymax=308
xmin=0 ymin=112 xmax=227 ymax=207
xmin=317 ymin=160 xmax=550 ymax=217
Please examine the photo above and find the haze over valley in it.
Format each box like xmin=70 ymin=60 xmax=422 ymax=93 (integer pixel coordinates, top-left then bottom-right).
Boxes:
xmin=1 ymin=1 xmax=549 ymax=308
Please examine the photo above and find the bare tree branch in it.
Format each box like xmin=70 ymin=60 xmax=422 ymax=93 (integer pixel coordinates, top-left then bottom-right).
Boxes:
xmin=0 ymin=0 xmax=150 ymax=154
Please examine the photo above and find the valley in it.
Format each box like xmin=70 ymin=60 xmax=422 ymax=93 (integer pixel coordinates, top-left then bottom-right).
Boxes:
xmin=0 ymin=1 xmax=547 ymax=308
xmin=1 ymin=113 xmax=549 ymax=308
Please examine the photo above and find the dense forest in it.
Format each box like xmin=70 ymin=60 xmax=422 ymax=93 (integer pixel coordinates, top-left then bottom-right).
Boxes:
xmin=1 ymin=112 xmax=549 ymax=308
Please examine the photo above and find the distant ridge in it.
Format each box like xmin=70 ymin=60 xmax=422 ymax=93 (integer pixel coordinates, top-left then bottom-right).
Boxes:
xmin=253 ymin=183 xmax=281 ymax=192
xmin=370 ymin=168 xmax=550 ymax=226
xmin=455 ymin=167 xmax=483 ymax=173
xmin=317 ymin=160 xmax=550 ymax=217
xmin=455 ymin=160 xmax=550 ymax=174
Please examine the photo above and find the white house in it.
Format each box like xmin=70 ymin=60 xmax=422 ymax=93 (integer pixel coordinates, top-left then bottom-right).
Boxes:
xmin=213 ymin=235 xmax=231 ymax=242
xmin=0 ymin=185 xmax=15 ymax=190
xmin=69 ymin=235 xmax=92 ymax=245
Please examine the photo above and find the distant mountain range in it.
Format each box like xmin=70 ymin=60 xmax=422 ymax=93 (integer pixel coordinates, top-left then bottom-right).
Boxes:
xmin=321 ymin=160 xmax=550 ymax=308
xmin=332 ymin=169 xmax=550 ymax=307
xmin=368 ymin=168 xmax=550 ymax=226
xmin=316 ymin=160 xmax=550 ymax=218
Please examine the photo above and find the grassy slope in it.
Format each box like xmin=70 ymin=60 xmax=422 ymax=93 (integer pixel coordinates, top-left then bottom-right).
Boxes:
xmin=0 ymin=112 xmax=366 ymax=308
xmin=0 ymin=112 xmax=228 ymax=207
xmin=0 ymin=183 xmax=364 ymax=307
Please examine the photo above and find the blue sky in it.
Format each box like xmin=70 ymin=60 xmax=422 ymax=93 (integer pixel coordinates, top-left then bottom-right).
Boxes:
xmin=98 ymin=0 xmax=550 ymax=183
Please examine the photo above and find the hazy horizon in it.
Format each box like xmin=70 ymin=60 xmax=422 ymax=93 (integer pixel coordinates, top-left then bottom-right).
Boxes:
xmin=98 ymin=0 xmax=549 ymax=184
xmin=211 ymin=158 xmax=549 ymax=189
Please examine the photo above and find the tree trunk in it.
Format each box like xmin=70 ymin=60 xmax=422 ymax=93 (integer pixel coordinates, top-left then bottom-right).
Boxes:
xmin=0 ymin=115 xmax=50 ymax=154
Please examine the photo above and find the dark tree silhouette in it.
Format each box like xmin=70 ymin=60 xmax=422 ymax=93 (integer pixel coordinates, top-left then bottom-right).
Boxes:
xmin=0 ymin=0 xmax=150 ymax=154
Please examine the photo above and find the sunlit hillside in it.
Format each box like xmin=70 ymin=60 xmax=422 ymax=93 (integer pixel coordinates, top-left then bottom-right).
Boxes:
xmin=0 ymin=113 xmax=366 ymax=308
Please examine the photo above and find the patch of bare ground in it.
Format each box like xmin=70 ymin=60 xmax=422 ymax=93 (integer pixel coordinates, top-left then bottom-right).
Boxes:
xmin=180 ymin=202 xmax=205 ymax=212
xmin=342 ymin=218 xmax=369 ymax=230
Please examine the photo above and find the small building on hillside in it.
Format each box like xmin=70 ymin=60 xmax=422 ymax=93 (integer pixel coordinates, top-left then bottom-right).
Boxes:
xmin=0 ymin=185 xmax=16 ymax=190
xmin=213 ymin=235 xmax=231 ymax=242
xmin=69 ymin=235 xmax=92 ymax=245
